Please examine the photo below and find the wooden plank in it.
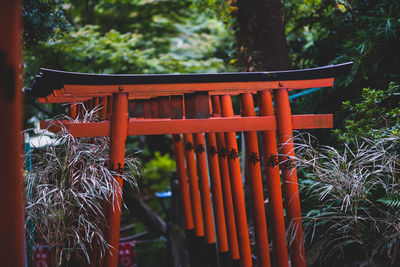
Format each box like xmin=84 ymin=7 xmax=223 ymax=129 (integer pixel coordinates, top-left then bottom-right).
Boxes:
xmin=41 ymin=114 xmax=332 ymax=137
xmin=39 ymin=78 xmax=334 ymax=103
xmin=184 ymin=94 xmax=196 ymax=119
xmin=63 ymin=79 xmax=334 ymax=95
xmin=150 ymin=98 xmax=159 ymax=118
xmin=143 ymin=100 xmax=152 ymax=119
xmin=134 ymin=100 xmax=144 ymax=118
xmin=292 ymin=114 xmax=333 ymax=129
xmin=128 ymin=101 xmax=136 ymax=118
xmin=158 ymin=96 xmax=170 ymax=118
xmin=194 ymin=92 xmax=210 ymax=119
xmin=170 ymin=95 xmax=183 ymax=119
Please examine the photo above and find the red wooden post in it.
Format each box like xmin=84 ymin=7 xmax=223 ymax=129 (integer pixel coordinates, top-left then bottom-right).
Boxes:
xmin=100 ymin=96 xmax=108 ymax=120
xmin=69 ymin=104 xmax=77 ymax=119
xmin=183 ymin=133 xmax=204 ymax=237
xmin=0 ymin=1 xmax=25 ymax=266
xmin=204 ymin=130 xmax=231 ymax=263
xmin=220 ymin=95 xmax=252 ymax=267
xmin=168 ymin=96 xmax=194 ymax=231
xmin=93 ymin=97 xmax=100 ymax=115
xmin=104 ymin=93 xmax=128 ymax=267
xmin=107 ymin=96 xmax=113 ymax=120
xmin=211 ymin=96 xmax=241 ymax=265
xmin=186 ymin=94 xmax=216 ymax=245
xmin=274 ymin=89 xmax=306 ymax=267
xmin=240 ymin=93 xmax=271 ymax=267
xmin=258 ymin=90 xmax=289 ymax=267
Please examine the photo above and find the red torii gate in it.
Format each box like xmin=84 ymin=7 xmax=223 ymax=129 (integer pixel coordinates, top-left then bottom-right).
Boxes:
xmin=29 ymin=62 xmax=352 ymax=267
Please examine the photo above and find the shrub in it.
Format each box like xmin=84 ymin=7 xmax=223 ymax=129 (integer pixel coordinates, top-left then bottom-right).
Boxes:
xmin=293 ymin=132 xmax=400 ymax=265
xmin=25 ymin=107 xmax=139 ymax=266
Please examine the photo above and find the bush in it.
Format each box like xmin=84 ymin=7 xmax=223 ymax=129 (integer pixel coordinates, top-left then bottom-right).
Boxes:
xmin=294 ymin=133 xmax=400 ymax=266
xmin=25 ymin=107 xmax=139 ymax=266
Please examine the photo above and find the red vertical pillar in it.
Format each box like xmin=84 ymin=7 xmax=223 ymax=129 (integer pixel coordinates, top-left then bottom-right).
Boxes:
xmin=240 ymin=93 xmax=271 ymax=267
xmin=104 ymin=93 xmax=128 ymax=267
xmin=274 ymin=89 xmax=306 ymax=267
xmin=0 ymin=1 xmax=24 ymax=266
xmin=172 ymin=134 xmax=194 ymax=230
xmin=204 ymin=131 xmax=229 ymax=253
xmin=187 ymin=92 xmax=219 ymax=267
xmin=100 ymin=96 xmax=108 ymax=120
xmin=69 ymin=104 xmax=77 ymax=119
xmin=258 ymin=90 xmax=289 ymax=267
xmin=211 ymin=96 xmax=241 ymax=265
xmin=220 ymin=95 xmax=252 ymax=267
xmin=107 ymin=96 xmax=113 ymax=120
xmin=168 ymin=96 xmax=194 ymax=231
xmin=93 ymin=97 xmax=100 ymax=115
xmin=183 ymin=133 xmax=204 ymax=237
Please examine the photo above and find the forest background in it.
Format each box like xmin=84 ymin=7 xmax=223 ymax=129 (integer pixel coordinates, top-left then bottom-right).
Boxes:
xmin=23 ymin=0 xmax=400 ymax=266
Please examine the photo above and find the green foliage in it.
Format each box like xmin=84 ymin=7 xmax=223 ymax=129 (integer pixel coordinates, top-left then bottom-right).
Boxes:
xmin=23 ymin=0 xmax=70 ymax=47
xmin=141 ymin=151 xmax=176 ymax=193
xmin=284 ymin=0 xmax=400 ymax=139
xmin=378 ymin=195 xmax=400 ymax=209
xmin=295 ymin=133 xmax=400 ymax=265
xmin=333 ymin=82 xmax=400 ymax=142
xmin=285 ymin=0 xmax=400 ymax=87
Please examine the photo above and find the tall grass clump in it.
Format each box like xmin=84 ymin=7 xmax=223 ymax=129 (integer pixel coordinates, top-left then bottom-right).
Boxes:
xmin=25 ymin=106 xmax=139 ymax=266
xmin=292 ymin=132 xmax=400 ymax=266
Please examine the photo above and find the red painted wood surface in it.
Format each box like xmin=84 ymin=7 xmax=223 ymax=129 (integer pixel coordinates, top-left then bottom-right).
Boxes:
xmin=193 ymin=133 xmax=216 ymax=244
xmin=0 ymin=1 xmax=25 ymax=266
xmin=183 ymin=133 xmax=204 ymax=237
xmin=274 ymin=89 xmax=306 ymax=267
xmin=204 ymin=132 xmax=229 ymax=252
xmin=69 ymin=104 xmax=77 ymax=118
xmin=240 ymin=93 xmax=271 ymax=267
xmin=211 ymin=96 xmax=240 ymax=261
xmin=220 ymin=95 xmax=252 ymax=267
xmin=41 ymin=114 xmax=332 ymax=137
xmin=101 ymin=96 xmax=108 ymax=120
xmin=258 ymin=91 xmax=289 ymax=267
xmin=172 ymin=135 xmax=194 ymax=230
xmin=186 ymin=93 xmax=216 ymax=244
xmin=104 ymin=93 xmax=129 ymax=267
xmin=61 ymin=78 xmax=334 ymax=97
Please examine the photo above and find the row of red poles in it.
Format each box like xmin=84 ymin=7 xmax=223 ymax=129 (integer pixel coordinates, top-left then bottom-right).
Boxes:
xmin=168 ymin=93 xmax=305 ymax=267
xmin=52 ymin=90 xmax=307 ymax=267
xmin=74 ymin=91 xmax=306 ymax=267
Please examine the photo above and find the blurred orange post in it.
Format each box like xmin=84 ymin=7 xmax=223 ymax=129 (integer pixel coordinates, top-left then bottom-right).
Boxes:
xmin=0 ymin=1 xmax=25 ymax=266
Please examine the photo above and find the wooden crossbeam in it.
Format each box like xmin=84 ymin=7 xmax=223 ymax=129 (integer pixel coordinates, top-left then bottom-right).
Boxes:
xmin=40 ymin=114 xmax=333 ymax=137
xmin=63 ymin=78 xmax=333 ymax=95
xmin=37 ymin=78 xmax=334 ymax=104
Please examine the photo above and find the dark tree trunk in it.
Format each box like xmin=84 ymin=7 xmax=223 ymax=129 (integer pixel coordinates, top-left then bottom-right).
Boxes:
xmin=235 ymin=0 xmax=291 ymax=71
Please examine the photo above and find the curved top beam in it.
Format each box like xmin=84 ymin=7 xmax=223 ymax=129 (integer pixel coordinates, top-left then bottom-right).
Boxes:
xmin=27 ymin=62 xmax=353 ymax=98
